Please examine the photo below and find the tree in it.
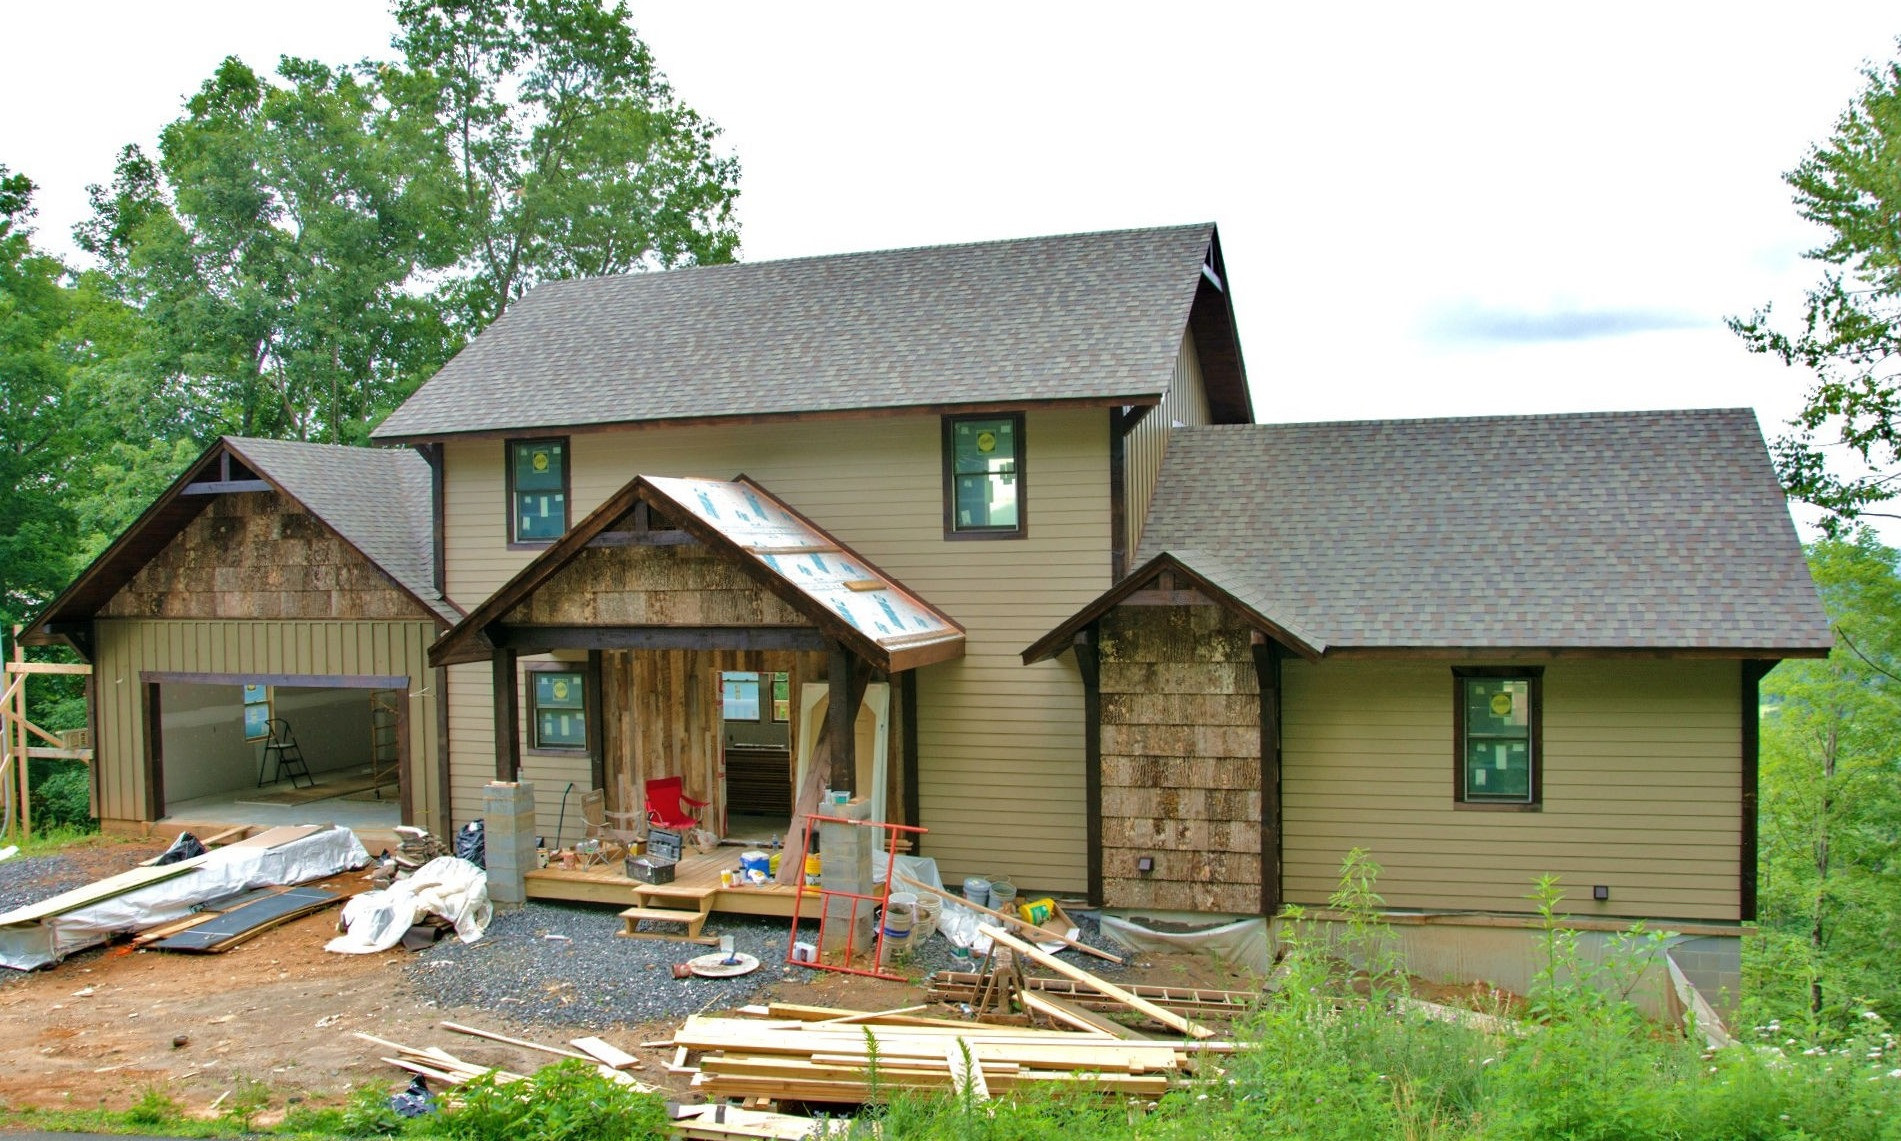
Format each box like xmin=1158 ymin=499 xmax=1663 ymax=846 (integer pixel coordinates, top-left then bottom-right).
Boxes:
xmin=0 ymin=168 xmax=81 ymax=627
xmin=78 ymin=55 xmax=460 ymax=445
xmin=1733 ymin=45 xmax=1901 ymax=530
xmin=391 ymin=0 xmax=741 ymax=330
xmin=1753 ymin=532 xmax=1901 ymax=1026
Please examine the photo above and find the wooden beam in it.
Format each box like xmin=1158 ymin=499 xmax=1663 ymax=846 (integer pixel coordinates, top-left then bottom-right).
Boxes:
xmin=978 ymin=924 xmax=1214 ymax=1039
xmin=492 ymin=625 xmax=828 ymax=654
xmin=1251 ymin=635 xmax=1282 ymax=917
xmin=1108 ymin=407 xmax=1127 ymax=583
xmin=493 ymin=648 xmax=520 ymax=781
xmin=1119 ymin=589 xmax=1217 ymax=607
xmin=4 ymin=661 xmax=91 ymax=676
xmin=1740 ymin=658 xmax=1775 ymax=923
xmin=587 ymin=530 xmax=699 ymax=548
xmin=180 ymin=479 xmax=272 ymax=495
xmin=1073 ymin=630 xmax=1103 ymax=908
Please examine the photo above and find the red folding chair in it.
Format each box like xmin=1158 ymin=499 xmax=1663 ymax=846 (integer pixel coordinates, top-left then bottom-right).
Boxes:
xmin=645 ymin=775 xmax=709 ymax=831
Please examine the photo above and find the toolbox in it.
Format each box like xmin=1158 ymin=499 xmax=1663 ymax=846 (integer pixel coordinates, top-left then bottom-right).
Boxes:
xmin=648 ymin=827 xmax=684 ymax=863
xmin=627 ymin=855 xmax=676 ymax=884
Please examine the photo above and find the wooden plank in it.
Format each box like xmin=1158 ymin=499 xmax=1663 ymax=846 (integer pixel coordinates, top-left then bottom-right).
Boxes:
xmin=569 ymin=1036 xmax=642 ymax=1069
xmin=979 ymin=924 xmax=1213 ymax=1040
xmin=440 ymin=1021 xmax=595 ymax=1061
xmin=4 ymin=661 xmax=92 ymax=675
xmin=1021 ymin=992 xmax=1140 ymax=1038
xmin=945 ymin=1038 xmax=990 ymax=1100
xmin=812 ymin=1004 xmax=928 ymax=1026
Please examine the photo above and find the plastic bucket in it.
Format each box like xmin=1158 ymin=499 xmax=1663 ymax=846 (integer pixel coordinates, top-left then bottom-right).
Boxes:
xmin=989 ymin=880 xmax=1017 ymax=914
xmin=963 ymin=876 xmax=991 ymax=908
xmin=880 ymin=895 xmax=915 ymax=963
xmin=913 ymin=893 xmax=942 ymax=942
xmin=803 ymin=853 xmax=822 ymax=885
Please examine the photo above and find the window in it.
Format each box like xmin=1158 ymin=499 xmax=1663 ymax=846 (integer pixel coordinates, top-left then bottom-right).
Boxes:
xmin=943 ymin=413 xmax=1025 ymax=538
xmin=721 ymin=672 xmax=761 ymax=721
xmin=508 ymin=438 xmax=568 ymax=545
xmin=1454 ymin=667 xmax=1542 ymax=807
xmin=771 ymin=673 xmax=790 ymax=722
xmin=530 ymin=669 xmax=587 ymax=751
xmin=242 ymin=684 xmax=271 ymax=741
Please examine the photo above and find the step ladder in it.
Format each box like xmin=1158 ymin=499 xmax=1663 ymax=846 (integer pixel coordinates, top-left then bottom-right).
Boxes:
xmin=257 ymin=718 xmax=313 ymax=790
xmin=618 ymin=884 xmax=718 ymax=944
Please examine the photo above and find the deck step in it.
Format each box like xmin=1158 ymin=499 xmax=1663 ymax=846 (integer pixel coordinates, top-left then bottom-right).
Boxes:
xmin=632 ymin=884 xmax=717 ymax=914
xmin=619 ymin=905 xmax=711 ymax=940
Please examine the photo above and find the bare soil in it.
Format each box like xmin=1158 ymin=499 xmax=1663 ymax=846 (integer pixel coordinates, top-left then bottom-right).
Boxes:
xmin=0 ymin=836 xmax=1260 ymax=1123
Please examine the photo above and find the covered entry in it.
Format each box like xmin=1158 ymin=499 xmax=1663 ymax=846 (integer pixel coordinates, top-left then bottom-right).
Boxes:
xmin=432 ymin=474 xmax=963 ymax=873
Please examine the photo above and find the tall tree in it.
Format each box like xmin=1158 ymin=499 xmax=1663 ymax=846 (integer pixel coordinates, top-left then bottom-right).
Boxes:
xmin=392 ymin=0 xmax=741 ymax=329
xmin=1754 ymin=533 xmax=1901 ymax=1025
xmin=1734 ymin=44 xmax=1901 ymax=530
xmin=0 ymin=168 xmax=81 ymax=627
xmin=78 ymin=55 xmax=460 ymax=444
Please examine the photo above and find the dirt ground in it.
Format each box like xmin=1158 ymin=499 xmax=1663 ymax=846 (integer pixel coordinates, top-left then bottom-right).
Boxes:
xmin=0 ymin=837 xmax=1262 ymax=1124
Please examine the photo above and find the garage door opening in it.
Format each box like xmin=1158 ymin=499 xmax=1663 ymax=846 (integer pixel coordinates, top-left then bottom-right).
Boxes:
xmin=146 ymin=675 xmax=405 ymax=831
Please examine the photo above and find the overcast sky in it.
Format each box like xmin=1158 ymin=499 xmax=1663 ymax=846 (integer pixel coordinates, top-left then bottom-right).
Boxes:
xmin=5 ymin=3 xmax=1899 ymax=503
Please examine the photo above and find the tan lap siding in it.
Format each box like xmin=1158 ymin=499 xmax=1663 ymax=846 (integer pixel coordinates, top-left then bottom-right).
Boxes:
xmin=440 ymin=410 xmax=1109 ymax=891
xmin=1123 ymin=333 xmax=1211 ymax=565
xmin=92 ymin=618 xmax=442 ymax=828
xmin=1280 ymin=659 xmax=1741 ymax=921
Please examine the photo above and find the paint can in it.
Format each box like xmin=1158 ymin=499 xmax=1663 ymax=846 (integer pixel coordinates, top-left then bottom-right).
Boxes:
xmin=989 ymin=880 xmax=1017 ymax=914
xmin=720 ymin=869 xmax=735 ymax=888
xmin=963 ymin=876 xmax=991 ymax=908
xmin=804 ymin=853 xmax=822 ymax=885
xmin=912 ymin=893 xmax=942 ymax=942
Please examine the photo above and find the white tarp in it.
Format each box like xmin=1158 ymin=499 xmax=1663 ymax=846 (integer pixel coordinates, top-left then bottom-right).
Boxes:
xmin=1100 ymin=912 xmax=1273 ymax=974
xmin=0 ymin=825 xmax=369 ymax=970
xmin=325 ymin=856 xmax=491 ymax=954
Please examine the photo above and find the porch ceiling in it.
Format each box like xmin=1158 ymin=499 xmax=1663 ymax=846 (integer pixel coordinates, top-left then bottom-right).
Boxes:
xmin=431 ymin=474 xmax=965 ymax=673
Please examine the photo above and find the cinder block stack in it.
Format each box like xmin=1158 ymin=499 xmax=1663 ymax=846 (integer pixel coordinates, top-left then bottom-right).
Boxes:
xmin=483 ymin=780 xmax=538 ymax=905
xmin=819 ymin=800 xmax=874 ymax=956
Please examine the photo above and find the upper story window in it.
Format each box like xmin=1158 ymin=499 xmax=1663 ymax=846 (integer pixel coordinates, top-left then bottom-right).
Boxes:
xmin=508 ymin=438 xmax=568 ymax=546
xmin=1453 ymin=667 xmax=1542 ymax=809
xmin=943 ymin=413 xmax=1025 ymax=539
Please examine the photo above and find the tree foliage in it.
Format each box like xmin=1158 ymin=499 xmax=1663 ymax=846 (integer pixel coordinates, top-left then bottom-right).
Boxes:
xmin=1734 ymin=45 xmax=1901 ymax=528
xmin=1753 ymin=532 xmax=1901 ymax=1025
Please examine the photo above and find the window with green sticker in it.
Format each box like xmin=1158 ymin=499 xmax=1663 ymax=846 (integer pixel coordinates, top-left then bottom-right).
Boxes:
xmin=1453 ymin=667 xmax=1541 ymax=806
xmin=530 ymin=669 xmax=586 ymax=751
xmin=942 ymin=413 xmax=1024 ymax=538
xmin=508 ymin=438 xmax=568 ymax=544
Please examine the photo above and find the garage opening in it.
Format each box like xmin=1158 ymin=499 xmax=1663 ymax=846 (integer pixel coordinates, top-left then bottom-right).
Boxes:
xmin=145 ymin=673 xmax=405 ymax=831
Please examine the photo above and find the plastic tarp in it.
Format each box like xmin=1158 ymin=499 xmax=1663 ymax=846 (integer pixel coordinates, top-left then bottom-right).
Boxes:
xmin=0 ymin=825 xmax=369 ymax=970
xmin=325 ymin=856 xmax=491 ymax=954
xmin=872 ymin=852 xmax=1073 ymax=956
xmin=1100 ymin=912 xmax=1273 ymax=975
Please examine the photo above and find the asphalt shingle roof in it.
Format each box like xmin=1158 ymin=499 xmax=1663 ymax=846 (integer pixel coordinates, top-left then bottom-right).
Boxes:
xmin=1134 ymin=409 xmax=1832 ymax=652
xmin=371 ymin=223 xmax=1217 ymax=440
xmin=227 ymin=437 xmax=458 ymax=624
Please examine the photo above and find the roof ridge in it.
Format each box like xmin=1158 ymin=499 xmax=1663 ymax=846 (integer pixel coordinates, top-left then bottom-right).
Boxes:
xmin=1173 ymin=406 xmax=1756 ymax=433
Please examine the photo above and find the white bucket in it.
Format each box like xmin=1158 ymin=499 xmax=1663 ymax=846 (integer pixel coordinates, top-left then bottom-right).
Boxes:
xmin=912 ymin=892 xmax=942 ymax=943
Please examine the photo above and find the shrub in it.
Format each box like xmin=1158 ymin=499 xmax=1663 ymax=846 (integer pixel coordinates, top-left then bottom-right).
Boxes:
xmin=417 ymin=1060 xmax=669 ymax=1140
xmin=125 ymin=1085 xmax=181 ymax=1127
xmin=28 ymin=758 xmax=96 ymax=832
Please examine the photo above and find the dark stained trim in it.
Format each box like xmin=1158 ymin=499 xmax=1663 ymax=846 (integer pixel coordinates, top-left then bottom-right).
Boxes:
xmin=587 ymin=650 xmax=606 ymax=790
xmin=588 ymin=530 xmax=699 ymax=548
xmin=371 ymin=393 xmax=1164 ymax=447
xmin=1741 ymin=658 xmax=1776 ymax=922
xmin=900 ymin=669 xmax=920 ymax=847
xmin=1251 ymin=635 xmax=1282 ymax=916
xmin=1023 ymin=551 xmax=1324 ymax=665
xmin=1323 ymin=645 xmax=1832 ymax=662
xmin=495 ymin=626 xmax=830 ymax=655
xmin=434 ymin=664 xmax=453 ymax=838
xmin=941 ymin=412 xmax=1028 ymax=541
xmin=1072 ymin=629 xmax=1103 ymax=907
xmin=504 ymin=436 xmax=571 ymax=550
xmin=1188 ymin=231 xmax=1253 ymax=425
xmin=85 ymin=667 xmax=101 ymax=819
xmin=394 ymin=684 xmax=414 ymax=828
xmin=522 ymin=660 xmax=589 ymax=757
xmin=137 ymin=670 xmax=410 ymax=690
xmin=1451 ymin=666 xmax=1544 ymax=810
xmin=181 ymin=479 xmax=272 ymax=495
xmin=1108 ymin=408 xmax=1128 ymax=582
xmin=142 ymin=683 xmax=164 ymax=821
xmin=829 ymin=642 xmax=857 ymax=795
xmin=419 ymin=443 xmax=447 ymax=597
xmin=493 ymin=648 xmax=520 ymax=781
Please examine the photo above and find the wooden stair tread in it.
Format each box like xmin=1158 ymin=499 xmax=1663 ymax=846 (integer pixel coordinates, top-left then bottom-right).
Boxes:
xmin=618 ymin=906 xmax=708 ymax=922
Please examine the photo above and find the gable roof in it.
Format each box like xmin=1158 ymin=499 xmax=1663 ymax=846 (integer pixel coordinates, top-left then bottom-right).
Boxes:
xmin=371 ymin=223 xmax=1250 ymax=441
xmin=24 ymin=437 xmax=458 ymax=649
xmin=1028 ymin=408 xmax=1832 ymax=660
xmin=430 ymin=473 xmax=965 ymax=674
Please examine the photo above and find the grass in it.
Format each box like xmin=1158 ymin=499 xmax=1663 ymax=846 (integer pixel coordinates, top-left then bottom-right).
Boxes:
xmin=4 ymin=823 xmax=142 ymax=858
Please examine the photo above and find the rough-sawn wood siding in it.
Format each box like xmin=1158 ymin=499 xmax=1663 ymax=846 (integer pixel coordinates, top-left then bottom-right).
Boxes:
xmin=1097 ymin=604 xmax=1261 ymax=912
xmin=506 ymin=543 xmax=811 ymax=627
xmin=100 ymin=492 xmax=423 ymax=621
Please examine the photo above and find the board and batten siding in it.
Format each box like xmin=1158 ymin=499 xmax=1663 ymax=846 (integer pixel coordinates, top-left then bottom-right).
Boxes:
xmin=1280 ymin=659 xmax=1743 ymax=921
xmin=91 ymin=618 xmax=442 ymax=830
xmin=441 ymin=408 xmax=1111 ymax=890
xmin=1122 ymin=333 xmax=1210 ymax=567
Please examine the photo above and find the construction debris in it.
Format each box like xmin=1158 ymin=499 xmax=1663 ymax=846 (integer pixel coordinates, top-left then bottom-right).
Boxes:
xmin=927 ymin=971 xmax=1259 ymax=1022
xmin=360 ymin=1025 xmax=658 ymax=1093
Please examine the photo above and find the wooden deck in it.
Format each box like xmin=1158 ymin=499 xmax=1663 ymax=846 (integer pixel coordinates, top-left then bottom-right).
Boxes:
xmin=524 ymin=847 xmax=810 ymax=917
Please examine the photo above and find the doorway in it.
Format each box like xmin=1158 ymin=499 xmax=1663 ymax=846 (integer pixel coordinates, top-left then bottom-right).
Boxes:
xmin=719 ymin=671 xmax=791 ymax=843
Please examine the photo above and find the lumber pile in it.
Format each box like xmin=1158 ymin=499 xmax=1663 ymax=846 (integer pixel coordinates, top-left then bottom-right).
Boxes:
xmin=355 ymin=1023 xmax=657 ymax=1093
xmin=678 ymin=1004 xmax=1203 ymax=1104
xmin=927 ymin=971 xmax=1259 ymax=1022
